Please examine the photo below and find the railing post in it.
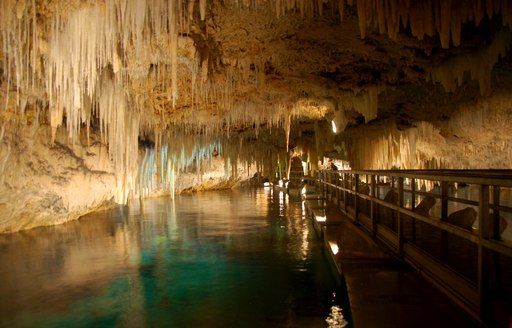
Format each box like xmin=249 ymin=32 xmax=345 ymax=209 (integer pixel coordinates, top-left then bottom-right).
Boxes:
xmin=398 ymin=176 xmax=404 ymax=254
xmin=371 ymin=174 xmax=377 ymax=237
xmin=441 ymin=181 xmax=448 ymax=219
xmin=389 ymin=176 xmax=396 ymax=231
xmin=411 ymin=178 xmax=416 ymax=242
xmin=343 ymin=172 xmax=348 ymax=214
xmin=337 ymin=173 xmax=342 ymax=209
xmin=322 ymin=171 xmax=326 ymax=198
xmin=335 ymin=172 xmax=340 ymax=206
xmin=332 ymin=171 xmax=336 ymax=202
xmin=326 ymin=171 xmax=330 ymax=199
xmin=491 ymin=185 xmax=501 ymax=307
xmin=354 ymin=173 xmax=359 ymax=223
xmin=492 ymin=186 xmax=501 ymax=239
xmin=478 ymin=184 xmax=490 ymax=322
xmin=441 ymin=181 xmax=448 ymax=261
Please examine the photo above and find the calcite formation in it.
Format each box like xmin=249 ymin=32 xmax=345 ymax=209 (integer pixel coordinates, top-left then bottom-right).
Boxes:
xmin=1 ymin=0 xmax=512 ymax=231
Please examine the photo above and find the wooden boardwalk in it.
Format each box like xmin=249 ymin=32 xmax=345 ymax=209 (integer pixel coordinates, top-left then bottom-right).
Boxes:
xmin=306 ymin=199 xmax=483 ymax=327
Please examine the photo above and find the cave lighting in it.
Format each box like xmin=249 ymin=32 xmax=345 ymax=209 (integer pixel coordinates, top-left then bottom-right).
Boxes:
xmin=315 ymin=214 xmax=326 ymax=222
xmin=329 ymin=241 xmax=339 ymax=255
xmin=331 ymin=120 xmax=337 ymax=133
xmin=278 ymin=179 xmax=289 ymax=188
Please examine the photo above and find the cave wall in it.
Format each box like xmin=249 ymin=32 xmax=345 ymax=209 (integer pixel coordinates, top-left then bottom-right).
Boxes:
xmin=0 ymin=121 xmax=116 ymax=232
xmin=0 ymin=119 xmax=257 ymax=233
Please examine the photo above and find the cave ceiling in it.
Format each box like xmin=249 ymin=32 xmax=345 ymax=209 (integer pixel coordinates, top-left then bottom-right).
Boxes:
xmin=1 ymin=0 xmax=512 ymax=150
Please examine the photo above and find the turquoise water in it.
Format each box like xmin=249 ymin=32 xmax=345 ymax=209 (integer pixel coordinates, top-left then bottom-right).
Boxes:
xmin=0 ymin=188 xmax=346 ymax=327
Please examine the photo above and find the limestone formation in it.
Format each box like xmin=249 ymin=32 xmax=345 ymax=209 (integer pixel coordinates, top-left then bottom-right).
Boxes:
xmin=445 ymin=207 xmax=478 ymax=231
xmin=414 ymin=195 xmax=437 ymax=217
xmin=1 ymin=0 xmax=512 ymax=231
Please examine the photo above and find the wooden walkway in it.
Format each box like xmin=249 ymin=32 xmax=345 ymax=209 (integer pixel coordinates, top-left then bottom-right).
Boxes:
xmin=306 ymin=198 xmax=482 ymax=327
xmin=313 ymin=170 xmax=512 ymax=328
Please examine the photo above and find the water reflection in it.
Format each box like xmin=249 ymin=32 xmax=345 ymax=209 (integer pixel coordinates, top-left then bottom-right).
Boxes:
xmin=0 ymin=188 xmax=341 ymax=328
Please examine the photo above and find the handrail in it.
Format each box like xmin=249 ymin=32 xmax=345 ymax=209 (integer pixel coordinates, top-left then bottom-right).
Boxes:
xmin=315 ymin=169 xmax=512 ymax=327
xmin=328 ymin=169 xmax=512 ymax=187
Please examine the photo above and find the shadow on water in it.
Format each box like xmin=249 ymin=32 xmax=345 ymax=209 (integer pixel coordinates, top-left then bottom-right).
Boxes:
xmin=0 ymin=188 xmax=348 ymax=327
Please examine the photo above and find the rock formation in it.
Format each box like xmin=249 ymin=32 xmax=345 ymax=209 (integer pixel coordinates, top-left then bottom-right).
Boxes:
xmin=1 ymin=0 xmax=512 ymax=231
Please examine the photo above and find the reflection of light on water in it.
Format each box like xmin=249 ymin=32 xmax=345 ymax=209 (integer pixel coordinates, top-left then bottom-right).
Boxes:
xmin=326 ymin=305 xmax=348 ymax=327
xmin=300 ymin=217 xmax=310 ymax=260
xmin=279 ymin=191 xmax=286 ymax=217
xmin=255 ymin=188 xmax=270 ymax=217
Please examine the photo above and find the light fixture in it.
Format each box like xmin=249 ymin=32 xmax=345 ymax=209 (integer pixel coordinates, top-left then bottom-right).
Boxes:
xmin=315 ymin=214 xmax=326 ymax=222
xmin=329 ymin=241 xmax=339 ymax=255
xmin=331 ymin=120 xmax=337 ymax=133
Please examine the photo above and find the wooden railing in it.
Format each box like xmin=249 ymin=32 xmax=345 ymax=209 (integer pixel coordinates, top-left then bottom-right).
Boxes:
xmin=315 ymin=169 xmax=512 ymax=328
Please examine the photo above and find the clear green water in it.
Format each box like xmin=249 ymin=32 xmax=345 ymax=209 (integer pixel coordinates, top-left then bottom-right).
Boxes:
xmin=0 ymin=188 xmax=347 ymax=327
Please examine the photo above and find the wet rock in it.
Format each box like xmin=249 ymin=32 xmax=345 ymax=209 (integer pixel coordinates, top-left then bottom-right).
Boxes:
xmin=414 ymin=195 xmax=436 ymax=216
xmin=445 ymin=207 xmax=477 ymax=231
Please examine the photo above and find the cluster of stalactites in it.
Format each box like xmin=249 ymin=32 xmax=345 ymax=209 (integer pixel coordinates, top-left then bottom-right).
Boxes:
xmin=137 ymin=136 xmax=222 ymax=199
xmin=0 ymin=0 xmax=40 ymax=113
xmin=330 ymin=86 xmax=382 ymax=134
xmin=38 ymin=0 xmax=193 ymax=203
xmin=1 ymin=0 xmax=212 ymax=136
xmin=44 ymin=0 xmax=192 ymax=141
xmin=355 ymin=0 xmax=512 ymax=48
xmin=136 ymin=131 xmax=291 ymax=197
xmin=264 ymin=0 xmax=512 ymax=48
xmin=343 ymin=121 xmax=446 ymax=170
xmin=427 ymin=29 xmax=512 ymax=96
xmin=139 ymin=94 xmax=307 ymax=142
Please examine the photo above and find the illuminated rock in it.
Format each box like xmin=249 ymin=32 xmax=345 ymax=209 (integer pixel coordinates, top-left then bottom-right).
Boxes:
xmin=445 ymin=207 xmax=477 ymax=231
xmin=1 ymin=0 xmax=512 ymax=230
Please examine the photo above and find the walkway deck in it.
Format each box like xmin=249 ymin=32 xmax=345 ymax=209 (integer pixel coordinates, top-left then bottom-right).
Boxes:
xmin=308 ymin=200 xmax=483 ymax=327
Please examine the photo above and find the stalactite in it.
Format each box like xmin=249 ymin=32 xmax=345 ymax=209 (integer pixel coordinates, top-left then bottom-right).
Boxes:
xmin=351 ymin=0 xmax=512 ymax=48
xmin=285 ymin=112 xmax=291 ymax=151
xmin=0 ymin=0 xmax=39 ymax=114
xmin=337 ymin=86 xmax=382 ymax=125
xmin=342 ymin=121 xmax=445 ymax=170
xmin=170 ymin=0 xmax=179 ymax=108
xmin=2 ymin=0 xmax=512 ymax=204
xmin=200 ymin=0 xmax=207 ymax=20
xmin=427 ymin=29 xmax=512 ymax=96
